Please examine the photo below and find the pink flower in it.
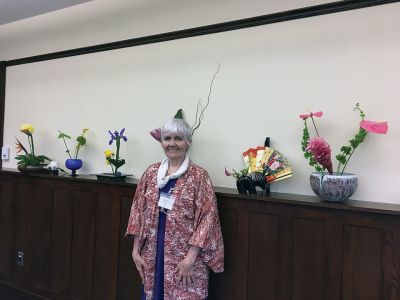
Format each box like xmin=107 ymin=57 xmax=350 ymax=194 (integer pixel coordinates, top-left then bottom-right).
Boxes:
xmin=360 ymin=120 xmax=388 ymax=134
xmin=299 ymin=111 xmax=323 ymax=120
xmin=306 ymin=137 xmax=333 ymax=174
xmin=224 ymin=167 xmax=232 ymax=177
xmin=150 ymin=128 xmax=161 ymax=142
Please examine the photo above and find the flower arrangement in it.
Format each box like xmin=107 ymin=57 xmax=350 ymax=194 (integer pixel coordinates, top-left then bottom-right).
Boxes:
xmin=57 ymin=128 xmax=89 ymax=159
xmin=224 ymin=167 xmax=249 ymax=179
xmin=149 ymin=64 xmax=220 ymax=141
xmin=300 ymin=103 xmax=388 ymax=175
xmin=15 ymin=124 xmax=51 ymax=167
xmin=104 ymin=128 xmax=127 ymax=175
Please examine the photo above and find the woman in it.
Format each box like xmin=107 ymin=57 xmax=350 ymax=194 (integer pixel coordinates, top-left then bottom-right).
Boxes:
xmin=126 ymin=117 xmax=224 ymax=300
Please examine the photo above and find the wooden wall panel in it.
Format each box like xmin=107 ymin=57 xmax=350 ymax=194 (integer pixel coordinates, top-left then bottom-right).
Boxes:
xmin=30 ymin=183 xmax=53 ymax=289
xmin=343 ymin=225 xmax=383 ymax=300
xmin=1 ymin=172 xmax=400 ymax=300
xmin=292 ymin=218 xmax=327 ymax=300
xmin=209 ymin=206 xmax=238 ymax=300
xmin=91 ymin=192 xmax=120 ymax=300
xmin=0 ymin=180 xmax=14 ymax=277
xmin=117 ymin=194 xmax=140 ymax=300
xmin=14 ymin=182 xmax=32 ymax=282
xmin=382 ymin=229 xmax=400 ymax=300
xmin=325 ymin=221 xmax=343 ymax=300
xmin=277 ymin=215 xmax=293 ymax=300
xmin=69 ymin=190 xmax=95 ymax=300
xmin=247 ymin=212 xmax=278 ymax=300
xmin=51 ymin=187 xmax=73 ymax=295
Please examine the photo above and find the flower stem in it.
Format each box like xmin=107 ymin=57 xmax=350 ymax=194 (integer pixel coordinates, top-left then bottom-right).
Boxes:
xmin=28 ymin=134 xmax=35 ymax=156
xmin=116 ymin=138 xmax=120 ymax=161
xmin=61 ymin=136 xmax=72 ymax=159
xmin=110 ymin=164 xmax=115 ymax=175
xmin=310 ymin=116 xmax=320 ymax=137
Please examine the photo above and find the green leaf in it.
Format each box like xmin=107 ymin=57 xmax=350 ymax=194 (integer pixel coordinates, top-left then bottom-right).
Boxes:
xmin=174 ymin=109 xmax=183 ymax=119
xmin=57 ymin=131 xmax=71 ymax=139
xmin=76 ymin=136 xmax=87 ymax=146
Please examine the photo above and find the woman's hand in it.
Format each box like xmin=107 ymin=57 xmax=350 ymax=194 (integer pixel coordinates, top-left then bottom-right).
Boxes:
xmin=174 ymin=246 xmax=201 ymax=290
xmin=132 ymin=236 xmax=148 ymax=284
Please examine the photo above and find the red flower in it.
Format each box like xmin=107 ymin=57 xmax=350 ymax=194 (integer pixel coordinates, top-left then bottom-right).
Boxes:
xmin=299 ymin=111 xmax=323 ymax=120
xmin=150 ymin=128 xmax=162 ymax=142
xmin=360 ymin=120 xmax=388 ymax=134
xmin=306 ymin=137 xmax=333 ymax=174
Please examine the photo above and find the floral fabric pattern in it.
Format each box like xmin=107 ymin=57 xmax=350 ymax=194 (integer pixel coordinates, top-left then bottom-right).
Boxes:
xmin=126 ymin=162 xmax=224 ymax=300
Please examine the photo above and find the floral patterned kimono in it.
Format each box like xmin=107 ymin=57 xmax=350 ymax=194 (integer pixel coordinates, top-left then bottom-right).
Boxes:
xmin=126 ymin=161 xmax=224 ymax=300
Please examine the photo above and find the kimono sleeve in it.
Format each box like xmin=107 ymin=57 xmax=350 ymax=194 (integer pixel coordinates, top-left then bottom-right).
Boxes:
xmin=125 ymin=167 xmax=150 ymax=238
xmin=189 ymin=171 xmax=224 ymax=273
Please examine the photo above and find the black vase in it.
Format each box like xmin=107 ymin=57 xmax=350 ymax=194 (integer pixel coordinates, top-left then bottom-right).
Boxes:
xmin=236 ymin=176 xmax=257 ymax=195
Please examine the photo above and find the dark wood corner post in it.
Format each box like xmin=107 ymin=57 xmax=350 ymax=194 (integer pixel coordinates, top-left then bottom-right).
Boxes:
xmin=0 ymin=62 xmax=6 ymax=169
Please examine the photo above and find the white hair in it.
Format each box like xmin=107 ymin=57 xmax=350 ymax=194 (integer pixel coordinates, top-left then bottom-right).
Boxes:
xmin=161 ymin=118 xmax=192 ymax=144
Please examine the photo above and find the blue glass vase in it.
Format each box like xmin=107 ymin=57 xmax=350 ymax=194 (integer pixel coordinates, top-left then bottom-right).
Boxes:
xmin=65 ymin=159 xmax=83 ymax=177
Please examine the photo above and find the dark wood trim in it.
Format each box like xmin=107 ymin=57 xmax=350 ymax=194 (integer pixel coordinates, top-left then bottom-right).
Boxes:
xmin=0 ymin=62 xmax=5 ymax=169
xmin=5 ymin=0 xmax=399 ymax=66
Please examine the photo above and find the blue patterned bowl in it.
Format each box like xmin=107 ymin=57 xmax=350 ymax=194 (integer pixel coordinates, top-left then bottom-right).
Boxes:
xmin=310 ymin=172 xmax=358 ymax=202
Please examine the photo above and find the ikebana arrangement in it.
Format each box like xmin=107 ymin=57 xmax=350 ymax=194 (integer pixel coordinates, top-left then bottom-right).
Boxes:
xmin=150 ymin=64 xmax=220 ymax=142
xmin=299 ymin=103 xmax=388 ymax=202
xmin=57 ymin=128 xmax=89 ymax=176
xmin=103 ymin=128 xmax=128 ymax=177
xmin=15 ymin=124 xmax=51 ymax=172
xmin=225 ymin=143 xmax=292 ymax=195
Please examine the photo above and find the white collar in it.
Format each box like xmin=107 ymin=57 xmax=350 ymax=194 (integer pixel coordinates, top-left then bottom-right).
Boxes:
xmin=157 ymin=154 xmax=190 ymax=189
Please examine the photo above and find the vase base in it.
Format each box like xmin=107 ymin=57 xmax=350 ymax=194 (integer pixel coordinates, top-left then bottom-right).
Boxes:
xmin=310 ymin=172 xmax=358 ymax=202
xmin=17 ymin=165 xmax=48 ymax=174
xmin=95 ymin=173 xmax=131 ymax=181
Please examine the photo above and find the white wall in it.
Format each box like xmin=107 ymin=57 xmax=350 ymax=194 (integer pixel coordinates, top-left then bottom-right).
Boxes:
xmin=1 ymin=1 xmax=399 ymax=203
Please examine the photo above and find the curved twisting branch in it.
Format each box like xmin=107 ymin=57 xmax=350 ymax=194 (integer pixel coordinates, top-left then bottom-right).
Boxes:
xmin=192 ymin=63 xmax=221 ymax=135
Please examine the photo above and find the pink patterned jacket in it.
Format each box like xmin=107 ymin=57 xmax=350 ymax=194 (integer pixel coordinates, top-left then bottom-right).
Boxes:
xmin=126 ymin=161 xmax=224 ymax=300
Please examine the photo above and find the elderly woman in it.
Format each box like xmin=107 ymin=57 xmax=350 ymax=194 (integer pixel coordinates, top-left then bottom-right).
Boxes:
xmin=126 ymin=117 xmax=224 ymax=300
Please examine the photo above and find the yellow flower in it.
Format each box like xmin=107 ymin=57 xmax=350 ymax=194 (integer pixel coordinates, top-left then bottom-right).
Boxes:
xmin=20 ymin=124 xmax=34 ymax=134
xmin=104 ymin=149 xmax=114 ymax=158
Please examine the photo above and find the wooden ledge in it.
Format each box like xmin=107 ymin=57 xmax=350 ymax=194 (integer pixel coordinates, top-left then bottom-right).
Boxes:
xmin=2 ymin=167 xmax=400 ymax=216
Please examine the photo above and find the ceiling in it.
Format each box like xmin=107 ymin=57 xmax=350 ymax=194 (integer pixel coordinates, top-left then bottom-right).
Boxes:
xmin=0 ymin=0 xmax=92 ymax=26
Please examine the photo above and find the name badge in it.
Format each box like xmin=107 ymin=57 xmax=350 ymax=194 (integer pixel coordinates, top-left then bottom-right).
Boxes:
xmin=158 ymin=192 xmax=175 ymax=210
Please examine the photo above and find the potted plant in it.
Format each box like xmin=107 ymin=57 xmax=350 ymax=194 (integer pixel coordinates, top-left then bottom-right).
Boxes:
xmin=15 ymin=124 xmax=51 ymax=173
xmin=299 ymin=103 xmax=388 ymax=202
xmin=57 ymin=128 xmax=89 ymax=176
xmin=97 ymin=128 xmax=129 ymax=180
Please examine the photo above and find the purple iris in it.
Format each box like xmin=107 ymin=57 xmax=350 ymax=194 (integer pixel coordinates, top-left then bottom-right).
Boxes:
xmin=108 ymin=128 xmax=127 ymax=145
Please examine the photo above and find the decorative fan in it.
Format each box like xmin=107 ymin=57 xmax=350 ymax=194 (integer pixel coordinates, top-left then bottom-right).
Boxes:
xmin=242 ymin=146 xmax=292 ymax=183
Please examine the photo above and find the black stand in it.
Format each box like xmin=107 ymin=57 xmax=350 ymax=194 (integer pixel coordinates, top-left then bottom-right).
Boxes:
xmin=264 ymin=137 xmax=271 ymax=196
xmin=236 ymin=137 xmax=271 ymax=196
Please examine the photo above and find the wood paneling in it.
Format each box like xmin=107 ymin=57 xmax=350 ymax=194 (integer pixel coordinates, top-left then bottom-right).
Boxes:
xmin=292 ymin=218 xmax=327 ymax=300
xmin=69 ymin=190 xmax=95 ymax=300
xmin=30 ymin=183 xmax=52 ymax=288
xmin=382 ymin=229 xmax=400 ymax=300
xmin=209 ymin=206 xmax=238 ymax=300
xmin=92 ymin=192 xmax=119 ymax=300
xmin=1 ymin=171 xmax=400 ymax=300
xmin=14 ymin=182 xmax=32 ymax=281
xmin=0 ymin=180 xmax=14 ymax=276
xmin=51 ymin=187 xmax=73 ymax=294
xmin=343 ymin=225 xmax=383 ymax=300
xmin=247 ymin=212 xmax=278 ymax=300
xmin=117 ymin=193 xmax=141 ymax=300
